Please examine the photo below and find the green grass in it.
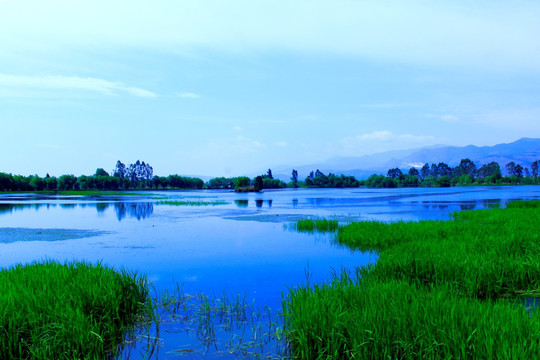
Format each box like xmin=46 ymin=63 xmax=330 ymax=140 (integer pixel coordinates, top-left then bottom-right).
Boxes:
xmin=283 ymin=201 xmax=540 ymax=359
xmin=294 ymin=219 xmax=339 ymax=233
xmin=58 ymin=190 xmax=145 ymax=196
xmin=157 ymin=200 xmax=228 ymax=206
xmin=0 ymin=260 xmax=151 ymax=359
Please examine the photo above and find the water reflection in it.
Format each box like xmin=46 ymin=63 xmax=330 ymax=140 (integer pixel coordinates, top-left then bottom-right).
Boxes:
xmin=0 ymin=202 xmax=154 ymax=221
xmin=114 ymin=202 xmax=153 ymax=221
xmin=234 ymin=200 xmax=248 ymax=208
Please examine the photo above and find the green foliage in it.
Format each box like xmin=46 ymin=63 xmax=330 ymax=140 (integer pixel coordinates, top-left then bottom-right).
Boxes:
xmin=304 ymin=170 xmax=360 ymax=188
xmin=283 ymin=203 xmax=540 ymax=359
xmin=262 ymin=178 xmax=287 ymax=189
xmin=0 ymin=260 xmax=150 ymax=359
xmin=233 ymin=176 xmax=251 ymax=190
xmin=206 ymin=177 xmax=235 ymax=189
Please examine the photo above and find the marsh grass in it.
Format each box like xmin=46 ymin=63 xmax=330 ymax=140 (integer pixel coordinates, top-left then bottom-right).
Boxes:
xmin=157 ymin=200 xmax=228 ymax=206
xmin=0 ymin=260 xmax=151 ymax=360
xmin=283 ymin=201 xmax=540 ymax=359
xmin=294 ymin=219 xmax=339 ymax=233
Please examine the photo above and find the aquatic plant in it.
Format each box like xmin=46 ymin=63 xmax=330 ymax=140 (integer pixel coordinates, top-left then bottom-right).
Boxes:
xmin=149 ymin=285 xmax=286 ymax=359
xmin=0 ymin=260 xmax=151 ymax=360
xmin=283 ymin=201 xmax=540 ymax=359
xmin=294 ymin=219 xmax=339 ymax=233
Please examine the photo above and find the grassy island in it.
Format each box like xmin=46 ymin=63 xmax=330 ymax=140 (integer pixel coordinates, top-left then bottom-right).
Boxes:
xmin=284 ymin=201 xmax=540 ymax=359
xmin=0 ymin=261 xmax=150 ymax=360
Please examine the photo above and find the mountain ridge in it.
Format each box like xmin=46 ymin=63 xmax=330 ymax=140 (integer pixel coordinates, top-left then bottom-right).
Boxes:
xmin=272 ymin=138 xmax=540 ymax=181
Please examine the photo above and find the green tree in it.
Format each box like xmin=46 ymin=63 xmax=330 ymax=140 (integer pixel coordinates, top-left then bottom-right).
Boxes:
xmin=253 ymin=176 xmax=263 ymax=191
xmin=387 ymin=168 xmax=402 ymax=179
xmin=234 ymin=177 xmax=250 ymax=190
xmin=408 ymin=167 xmax=420 ymax=177
xmin=95 ymin=168 xmax=109 ymax=177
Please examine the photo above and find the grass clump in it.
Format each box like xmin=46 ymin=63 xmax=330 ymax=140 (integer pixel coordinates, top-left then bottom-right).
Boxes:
xmin=295 ymin=219 xmax=339 ymax=233
xmin=0 ymin=260 xmax=150 ymax=360
xmin=157 ymin=200 xmax=228 ymax=206
xmin=283 ymin=201 xmax=540 ymax=359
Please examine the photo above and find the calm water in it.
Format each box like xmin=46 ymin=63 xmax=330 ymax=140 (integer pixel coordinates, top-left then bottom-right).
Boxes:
xmin=1 ymin=186 xmax=539 ymax=358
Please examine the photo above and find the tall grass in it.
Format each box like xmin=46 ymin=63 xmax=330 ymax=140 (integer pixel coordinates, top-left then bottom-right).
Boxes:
xmin=283 ymin=201 xmax=540 ymax=359
xmin=0 ymin=260 xmax=150 ymax=360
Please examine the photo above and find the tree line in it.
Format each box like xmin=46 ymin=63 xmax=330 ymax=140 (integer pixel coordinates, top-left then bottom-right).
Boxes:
xmin=0 ymin=160 xmax=203 ymax=191
xmin=366 ymin=158 xmax=540 ymax=188
xmin=2 ymin=159 xmax=540 ymax=192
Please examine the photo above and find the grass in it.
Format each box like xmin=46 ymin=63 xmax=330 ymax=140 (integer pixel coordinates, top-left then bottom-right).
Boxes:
xmin=294 ymin=219 xmax=339 ymax=233
xmin=282 ymin=201 xmax=540 ymax=359
xmin=57 ymin=190 xmax=145 ymax=196
xmin=157 ymin=200 xmax=228 ymax=206
xmin=0 ymin=260 xmax=151 ymax=360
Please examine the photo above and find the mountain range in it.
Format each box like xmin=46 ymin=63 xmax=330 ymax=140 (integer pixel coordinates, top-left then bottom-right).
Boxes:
xmin=272 ymin=138 xmax=540 ymax=181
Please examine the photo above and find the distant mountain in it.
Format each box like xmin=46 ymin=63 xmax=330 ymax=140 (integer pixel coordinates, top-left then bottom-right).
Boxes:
xmin=273 ymin=138 xmax=540 ymax=181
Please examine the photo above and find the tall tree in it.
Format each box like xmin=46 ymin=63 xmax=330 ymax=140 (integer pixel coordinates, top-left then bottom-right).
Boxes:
xmin=420 ymin=164 xmax=430 ymax=179
xmin=267 ymin=169 xmax=273 ymax=179
xmin=531 ymin=160 xmax=539 ymax=177
xmin=408 ymin=167 xmax=420 ymax=177
xmin=505 ymin=162 xmax=516 ymax=177
xmin=454 ymin=158 xmax=476 ymax=178
xmin=113 ymin=161 xmax=126 ymax=179
xmin=387 ymin=168 xmax=403 ymax=179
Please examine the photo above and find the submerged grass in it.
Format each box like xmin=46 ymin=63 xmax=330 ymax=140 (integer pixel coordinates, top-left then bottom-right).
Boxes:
xmin=151 ymin=285 xmax=286 ymax=359
xmin=283 ymin=201 xmax=540 ymax=359
xmin=0 ymin=260 xmax=151 ymax=360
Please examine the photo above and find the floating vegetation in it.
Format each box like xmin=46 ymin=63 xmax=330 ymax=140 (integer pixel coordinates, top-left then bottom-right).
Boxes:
xmin=283 ymin=201 xmax=540 ymax=359
xmin=157 ymin=200 xmax=229 ymax=206
xmin=0 ymin=260 xmax=151 ymax=360
xmin=294 ymin=218 xmax=339 ymax=233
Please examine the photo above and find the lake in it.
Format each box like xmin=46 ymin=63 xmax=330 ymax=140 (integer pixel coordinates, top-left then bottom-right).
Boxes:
xmin=1 ymin=186 xmax=539 ymax=359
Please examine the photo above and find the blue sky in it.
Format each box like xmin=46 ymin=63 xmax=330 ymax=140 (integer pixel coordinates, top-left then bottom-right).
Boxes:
xmin=1 ymin=0 xmax=540 ymax=177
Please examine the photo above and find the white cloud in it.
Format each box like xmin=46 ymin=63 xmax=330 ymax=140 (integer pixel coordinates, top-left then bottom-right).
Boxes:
xmin=232 ymin=126 xmax=243 ymax=131
xmin=176 ymin=92 xmax=200 ymax=99
xmin=0 ymin=74 xmax=156 ymax=97
xmin=274 ymin=141 xmax=288 ymax=147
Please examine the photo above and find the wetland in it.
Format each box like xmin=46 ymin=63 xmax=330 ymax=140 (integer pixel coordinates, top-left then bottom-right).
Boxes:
xmin=1 ymin=186 xmax=540 ymax=359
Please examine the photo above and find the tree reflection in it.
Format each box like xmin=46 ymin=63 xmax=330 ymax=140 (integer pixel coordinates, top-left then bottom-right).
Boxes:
xmin=114 ymin=202 xmax=154 ymax=221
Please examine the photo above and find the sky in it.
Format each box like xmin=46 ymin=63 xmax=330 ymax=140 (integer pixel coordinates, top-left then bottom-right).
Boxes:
xmin=1 ymin=0 xmax=540 ymax=177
